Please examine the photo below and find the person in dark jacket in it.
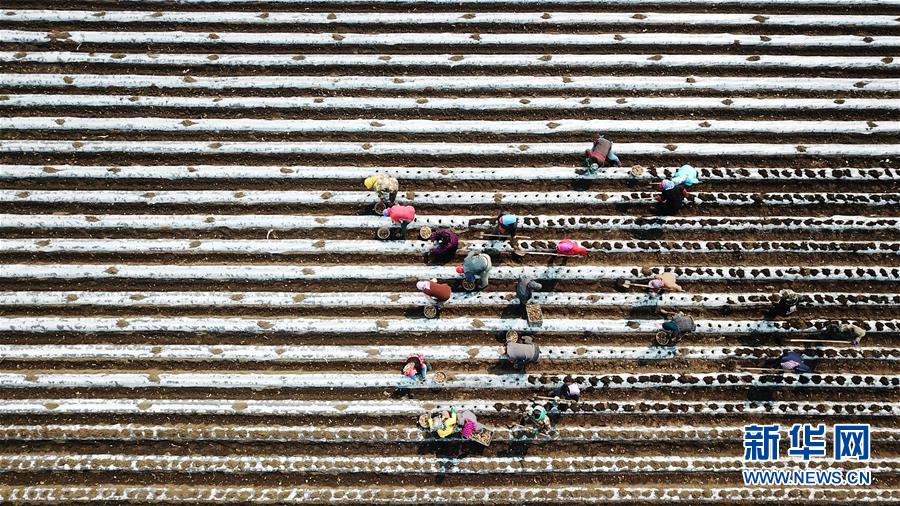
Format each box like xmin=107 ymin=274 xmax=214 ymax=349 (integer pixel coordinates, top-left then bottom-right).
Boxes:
xmin=428 ymin=228 xmax=459 ymax=264
xmin=516 ymin=277 xmax=543 ymax=310
xmin=656 ymin=179 xmax=689 ymax=214
xmin=773 ymin=289 xmax=800 ymax=316
xmin=769 ymin=351 xmax=812 ymax=374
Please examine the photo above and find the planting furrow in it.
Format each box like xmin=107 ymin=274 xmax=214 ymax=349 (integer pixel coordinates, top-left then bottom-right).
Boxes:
xmin=4 ymin=74 xmax=898 ymax=93
xmin=0 ymin=453 xmax=895 ymax=475
xmin=2 ymin=164 xmax=895 ymax=181
xmin=4 ymin=190 xmax=897 ymax=207
xmin=5 ymin=263 xmax=896 ymax=282
xmin=3 ymin=291 xmax=895 ymax=309
xmin=3 ymin=141 xmax=897 ymax=158
xmin=6 ymin=52 xmax=898 ymax=70
xmin=0 ymin=485 xmax=896 ymax=504
xmin=1 ymin=316 xmax=895 ymax=335
xmin=2 ymin=398 xmax=895 ymax=417
xmin=7 ymin=238 xmax=897 ymax=256
xmin=7 ymin=117 xmax=899 ymax=135
xmin=5 ymin=30 xmax=900 ymax=48
xmin=69 ymin=0 xmax=900 ymax=5
xmin=3 ymin=96 xmax=896 ymax=113
xmin=0 ymin=371 xmax=895 ymax=390
xmin=6 ymin=10 xmax=899 ymax=28
xmin=1 ymin=423 xmax=896 ymax=443
xmin=0 ymin=344 xmax=895 ymax=362
xmin=4 ymin=215 xmax=898 ymax=232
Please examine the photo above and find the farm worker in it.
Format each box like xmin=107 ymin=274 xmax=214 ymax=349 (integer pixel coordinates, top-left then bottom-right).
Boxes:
xmin=825 ymin=322 xmax=866 ymax=345
xmin=583 ymin=135 xmax=621 ymax=175
xmin=661 ymin=312 xmax=696 ymax=341
xmin=458 ymin=410 xmax=487 ymax=439
xmin=506 ymin=336 xmax=540 ymax=370
xmin=428 ymin=228 xmax=459 ymax=263
xmin=403 ymin=353 xmax=428 ymax=382
xmin=516 ymin=277 xmax=543 ymax=307
xmin=417 ymin=279 xmax=452 ymax=309
xmin=649 ymin=272 xmax=683 ymax=292
xmin=427 ymin=408 xmax=458 ymax=438
xmin=496 ymin=212 xmax=518 ymax=238
xmin=552 ymin=377 xmax=581 ymax=401
xmin=656 ymin=179 xmax=689 ymax=213
xmin=383 ymin=204 xmax=415 ymax=238
xmin=774 ymin=351 xmax=811 ymax=374
xmin=526 ymin=405 xmax=553 ymax=433
xmin=773 ymin=289 xmax=800 ymax=316
xmin=458 ymin=250 xmax=492 ymax=289
xmin=364 ymin=173 xmax=399 ymax=207
xmin=556 ymin=239 xmax=587 ymax=256
xmin=671 ymin=164 xmax=700 ymax=187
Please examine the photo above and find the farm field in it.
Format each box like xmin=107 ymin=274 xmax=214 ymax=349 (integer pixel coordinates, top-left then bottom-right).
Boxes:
xmin=0 ymin=0 xmax=898 ymax=503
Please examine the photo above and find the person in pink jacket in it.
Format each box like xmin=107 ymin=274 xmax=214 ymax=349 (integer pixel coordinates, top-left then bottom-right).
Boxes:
xmin=383 ymin=204 xmax=415 ymax=238
xmin=556 ymin=239 xmax=587 ymax=256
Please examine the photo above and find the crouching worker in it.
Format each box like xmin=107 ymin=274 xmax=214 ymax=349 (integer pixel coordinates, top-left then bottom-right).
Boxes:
xmin=522 ymin=405 xmax=555 ymax=436
xmin=768 ymin=351 xmax=812 ymax=374
xmin=458 ymin=250 xmax=492 ymax=290
xmin=656 ymin=179 xmax=690 ymax=214
xmin=773 ymin=289 xmax=800 ymax=316
xmin=458 ymin=410 xmax=487 ymax=440
xmin=825 ymin=322 xmax=866 ymax=346
xmin=656 ymin=311 xmax=696 ymax=346
xmin=428 ymin=227 xmax=459 ymax=264
xmin=583 ymin=135 xmax=622 ymax=175
xmin=364 ymin=173 xmax=399 ymax=209
xmin=670 ymin=164 xmax=700 ymax=187
xmin=426 ymin=408 xmax=457 ymax=439
xmin=505 ymin=335 xmax=540 ymax=370
xmin=383 ymin=204 xmax=416 ymax=239
xmin=417 ymin=279 xmax=451 ymax=309
xmin=552 ymin=376 xmax=582 ymax=402
xmin=516 ymin=277 xmax=542 ymax=311
xmin=402 ymin=353 xmax=428 ymax=382
xmin=556 ymin=239 xmax=587 ymax=257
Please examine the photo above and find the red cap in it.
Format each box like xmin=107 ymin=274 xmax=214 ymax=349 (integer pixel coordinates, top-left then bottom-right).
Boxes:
xmin=456 ymin=265 xmax=464 ymax=274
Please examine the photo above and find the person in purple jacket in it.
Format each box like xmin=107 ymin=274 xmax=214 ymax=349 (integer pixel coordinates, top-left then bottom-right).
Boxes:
xmin=428 ymin=228 xmax=459 ymax=264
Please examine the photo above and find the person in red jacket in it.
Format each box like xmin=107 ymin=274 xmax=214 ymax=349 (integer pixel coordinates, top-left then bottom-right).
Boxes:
xmin=417 ymin=279 xmax=452 ymax=309
xmin=384 ymin=204 xmax=415 ymax=238
xmin=556 ymin=239 xmax=587 ymax=256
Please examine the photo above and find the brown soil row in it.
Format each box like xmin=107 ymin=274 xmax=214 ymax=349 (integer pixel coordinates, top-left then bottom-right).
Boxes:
xmin=4 ymin=227 xmax=896 ymax=243
xmin=3 ymin=86 xmax=896 ymax=101
xmin=5 ymin=0 xmax=897 ymax=15
xmin=6 ymin=21 xmax=900 ymax=37
xmin=5 ymin=61 xmax=900 ymax=79
xmin=4 ymin=41 xmax=898 ymax=58
xmin=4 ymin=252 xmax=896 ymax=270
xmin=2 ymin=356 xmax=896 ymax=375
xmin=4 ymin=106 xmax=898 ymax=123
xmin=0 ymin=385 xmax=892 ymax=403
xmin=6 ymin=129 xmax=899 ymax=145
xmin=3 ymin=278 xmax=896 ymax=297
xmin=4 ymin=202 xmax=898 ymax=220
xmin=1 ymin=305 xmax=894 ymax=323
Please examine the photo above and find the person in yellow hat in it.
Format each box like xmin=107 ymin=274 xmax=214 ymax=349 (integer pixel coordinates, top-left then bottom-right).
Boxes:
xmin=364 ymin=174 xmax=399 ymax=208
xmin=426 ymin=408 xmax=458 ymax=438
